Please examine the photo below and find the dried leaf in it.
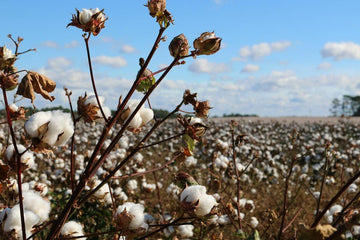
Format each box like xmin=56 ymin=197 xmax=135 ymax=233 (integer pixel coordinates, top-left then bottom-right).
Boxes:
xmin=298 ymin=223 xmax=337 ymax=240
xmin=0 ymin=164 xmax=10 ymax=181
xmin=16 ymin=71 xmax=56 ymax=104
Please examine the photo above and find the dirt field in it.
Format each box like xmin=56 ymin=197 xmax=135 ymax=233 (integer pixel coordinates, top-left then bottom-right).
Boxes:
xmin=211 ymin=116 xmax=360 ymax=124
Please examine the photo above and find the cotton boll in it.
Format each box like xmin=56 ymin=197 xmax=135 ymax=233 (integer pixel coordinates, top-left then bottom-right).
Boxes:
xmin=61 ymin=221 xmax=86 ymax=240
xmin=42 ymin=111 xmax=74 ymax=146
xmin=178 ymin=224 xmax=194 ymax=238
xmin=180 ymin=185 xmax=217 ymax=217
xmin=116 ymin=202 xmax=147 ymax=230
xmin=127 ymin=179 xmax=138 ymax=192
xmin=250 ymin=217 xmax=259 ymax=228
xmin=22 ymin=190 xmax=51 ymax=223
xmin=139 ymin=108 xmax=154 ymax=125
xmin=184 ymin=156 xmax=197 ymax=168
xmin=4 ymin=205 xmax=40 ymax=236
xmin=329 ymin=204 xmax=342 ymax=216
xmin=24 ymin=111 xmax=52 ymax=138
xmin=128 ymin=113 xmax=143 ymax=129
xmin=5 ymin=144 xmax=35 ymax=169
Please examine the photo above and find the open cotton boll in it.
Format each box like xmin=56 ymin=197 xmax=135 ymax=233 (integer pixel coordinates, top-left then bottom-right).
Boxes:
xmin=61 ymin=221 xmax=86 ymax=240
xmin=24 ymin=111 xmax=52 ymax=138
xmin=180 ymin=185 xmax=217 ymax=217
xmin=5 ymin=144 xmax=35 ymax=169
xmin=178 ymin=224 xmax=194 ymax=238
xmin=139 ymin=108 xmax=154 ymax=125
xmin=25 ymin=111 xmax=74 ymax=147
xmin=22 ymin=190 xmax=51 ymax=223
xmin=250 ymin=216 xmax=259 ymax=228
xmin=3 ymin=205 xmax=40 ymax=237
xmin=116 ymin=202 xmax=148 ymax=230
xmin=41 ymin=111 xmax=74 ymax=146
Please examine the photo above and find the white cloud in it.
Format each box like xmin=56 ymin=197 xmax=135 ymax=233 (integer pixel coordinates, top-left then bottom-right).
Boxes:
xmin=92 ymin=55 xmax=127 ymax=68
xmin=270 ymin=41 xmax=291 ymax=51
xmin=214 ymin=0 xmax=225 ymax=4
xmin=321 ymin=42 xmax=360 ymax=60
xmin=121 ymin=44 xmax=136 ymax=53
xmin=188 ymin=59 xmax=230 ymax=74
xmin=238 ymin=41 xmax=291 ymax=61
xmin=241 ymin=64 xmax=260 ymax=73
xmin=41 ymin=41 xmax=59 ymax=48
xmin=65 ymin=41 xmax=79 ymax=48
xmin=317 ymin=62 xmax=332 ymax=70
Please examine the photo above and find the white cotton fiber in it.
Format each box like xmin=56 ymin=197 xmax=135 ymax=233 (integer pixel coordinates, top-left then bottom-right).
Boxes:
xmin=116 ymin=202 xmax=147 ymax=230
xmin=22 ymin=190 xmax=51 ymax=223
xmin=180 ymin=185 xmax=217 ymax=217
xmin=24 ymin=111 xmax=52 ymax=138
xmin=61 ymin=221 xmax=86 ymax=239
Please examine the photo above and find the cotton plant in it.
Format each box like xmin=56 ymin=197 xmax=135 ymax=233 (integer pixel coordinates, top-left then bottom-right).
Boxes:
xmin=0 ymin=0 xmax=225 ymax=239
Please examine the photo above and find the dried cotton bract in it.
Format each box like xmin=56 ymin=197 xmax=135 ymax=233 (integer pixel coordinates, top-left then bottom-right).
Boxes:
xmin=78 ymin=94 xmax=111 ymax=123
xmin=25 ymin=110 xmax=74 ymax=148
xmin=180 ymin=185 xmax=217 ymax=217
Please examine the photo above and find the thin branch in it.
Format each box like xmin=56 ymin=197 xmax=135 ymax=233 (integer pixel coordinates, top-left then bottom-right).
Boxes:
xmin=84 ymin=33 xmax=108 ymax=123
xmin=1 ymin=80 xmax=26 ymax=240
xmin=230 ymin=121 xmax=242 ymax=230
xmin=282 ymin=208 xmax=302 ymax=233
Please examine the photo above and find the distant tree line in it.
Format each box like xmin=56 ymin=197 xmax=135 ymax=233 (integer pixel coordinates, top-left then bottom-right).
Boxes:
xmin=330 ymin=95 xmax=360 ymax=116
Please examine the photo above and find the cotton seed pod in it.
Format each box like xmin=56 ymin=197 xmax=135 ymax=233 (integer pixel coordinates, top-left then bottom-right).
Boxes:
xmin=0 ymin=71 xmax=18 ymax=91
xmin=67 ymin=8 xmax=107 ymax=36
xmin=193 ymin=31 xmax=222 ymax=56
xmin=0 ymin=46 xmax=16 ymax=71
xmin=169 ymin=34 xmax=190 ymax=58
xmin=146 ymin=0 xmax=166 ymax=17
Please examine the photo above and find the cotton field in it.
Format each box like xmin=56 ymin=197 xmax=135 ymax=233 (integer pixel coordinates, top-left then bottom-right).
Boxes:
xmin=1 ymin=116 xmax=360 ymax=239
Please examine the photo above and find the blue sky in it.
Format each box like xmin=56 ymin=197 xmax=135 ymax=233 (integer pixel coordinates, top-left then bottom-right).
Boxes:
xmin=2 ymin=0 xmax=360 ymax=116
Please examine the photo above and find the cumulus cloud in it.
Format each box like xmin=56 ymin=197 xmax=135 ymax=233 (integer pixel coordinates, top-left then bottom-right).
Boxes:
xmin=321 ymin=42 xmax=360 ymax=60
xmin=238 ymin=41 xmax=291 ymax=61
xmin=188 ymin=59 xmax=230 ymax=74
xmin=242 ymin=64 xmax=260 ymax=73
xmin=317 ymin=62 xmax=332 ymax=70
xmin=92 ymin=55 xmax=127 ymax=68
xmin=121 ymin=44 xmax=136 ymax=53
xmin=41 ymin=41 xmax=59 ymax=48
xmin=65 ymin=41 xmax=79 ymax=48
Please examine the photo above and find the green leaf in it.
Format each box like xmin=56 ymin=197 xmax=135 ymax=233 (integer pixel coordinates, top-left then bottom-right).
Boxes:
xmin=183 ymin=133 xmax=196 ymax=155
xmin=247 ymin=230 xmax=260 ymax=240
